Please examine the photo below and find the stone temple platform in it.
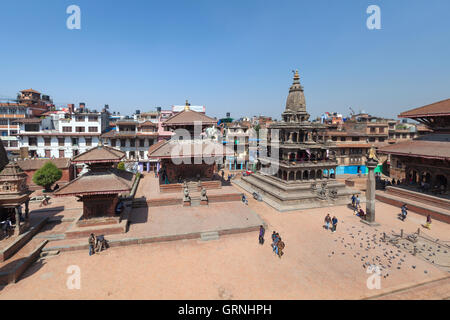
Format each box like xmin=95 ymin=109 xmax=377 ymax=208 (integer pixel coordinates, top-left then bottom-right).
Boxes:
xmin=235 ymin=173 xmax=364 ymax=212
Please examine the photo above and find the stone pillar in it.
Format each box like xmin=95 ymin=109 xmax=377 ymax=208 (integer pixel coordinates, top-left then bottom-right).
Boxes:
xmin=14 ymin=207 xmax=21 ymax=236
xmin=25 ymin=200 xmax=29 ymax=220
xmin=364 ymin=158 xmax=379 ymax=225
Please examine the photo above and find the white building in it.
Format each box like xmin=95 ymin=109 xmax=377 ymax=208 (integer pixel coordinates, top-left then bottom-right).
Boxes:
xmin=17 ymin=110 xmax=109 ymax=158
xmin=101 ymin=120 xmax=159 ymax=171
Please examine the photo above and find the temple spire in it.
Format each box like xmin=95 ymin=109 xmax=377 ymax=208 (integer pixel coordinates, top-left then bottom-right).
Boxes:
xmin=184 ymin=100 xmax=190 ymax=111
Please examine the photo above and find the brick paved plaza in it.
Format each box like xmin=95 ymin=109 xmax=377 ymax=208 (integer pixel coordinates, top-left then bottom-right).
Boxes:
xmin=0 ymin=177 xmax=449 ymax=299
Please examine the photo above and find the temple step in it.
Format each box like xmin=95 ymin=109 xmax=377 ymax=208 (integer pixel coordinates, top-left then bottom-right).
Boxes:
xmin=200 ymin=231 xmax=219 ymax=241
xmin=40 ymin=250 xmax=60 ymax=258
xmin=34 ymin=233 xmax=66 ymax=240
xmin=190 ymin=198 xmax=201 ymax=207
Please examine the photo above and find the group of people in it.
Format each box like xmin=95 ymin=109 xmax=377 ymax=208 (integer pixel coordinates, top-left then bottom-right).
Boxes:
xmin=324 ymin=214 xmax=338 ymax=232
xmin=88 ymin=233 xmax=108 ymax=256
xmin=350 ymin=194 xmax=366 ymax=218
xmin=258 ymin=225 xmax=285 ymax=258
xmin=0 ymin=218 xmax=13 ymax=238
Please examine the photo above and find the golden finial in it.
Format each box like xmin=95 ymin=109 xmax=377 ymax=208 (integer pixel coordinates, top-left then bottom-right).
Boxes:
xmin=184 ymin=100 xmax=190 ymax=111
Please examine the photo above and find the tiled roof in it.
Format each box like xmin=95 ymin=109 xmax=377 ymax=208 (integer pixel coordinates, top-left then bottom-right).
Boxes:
xmin=17 ymin=158 xmax=71 ymax=171
xmin=148 ymin=140 xmax=234 ymax=159
xmin=138 ymin=121 xmax=157 ymax=127
xmin=21 ymin=88 xmax=41 ymax=94
xmin=0 ymin=163 xmax=27 ymax=180
xmin=12 ymin=118 xmax=42 ymax=124
xmin=71 ymin=145 xmax=125 ymax=163
xmin=163 ymin=109 xmax=217 ymax=126
xmin=377 ymin=139 xmax=450 ymax=160
xmin=54 ymin=168 xmax=134 ymax=196
xmin=399 ymin=98 xmax=450 ymax=118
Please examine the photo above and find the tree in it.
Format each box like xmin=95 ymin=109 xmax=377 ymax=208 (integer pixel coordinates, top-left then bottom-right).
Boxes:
xmin=117 ymin=162 xmax=125 ymax=170
xmin=32 ymin=161 xmax=62 ymax=191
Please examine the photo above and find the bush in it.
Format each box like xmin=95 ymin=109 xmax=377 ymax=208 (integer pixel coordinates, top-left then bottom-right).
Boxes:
xmin=117 ymin=162 xmax=125 ymax=170
xmin=32 ymin=161 xmax=62 ymax=191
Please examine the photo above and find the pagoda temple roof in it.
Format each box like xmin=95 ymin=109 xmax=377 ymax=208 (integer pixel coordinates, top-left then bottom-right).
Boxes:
xmin=148 ymin=139 xmax=233 ymax=159
xmin=71 ymin=145 xmax=125 ymax=164
xmin=163 ymin=109 xmax=217 ymax=127
xmin=399 ymin=98 xmax=450 ymax=119
xmin=377 ymin=138 xmax=450 ymax=160
xmin=54 ymin=168 xmax=134 ymax=197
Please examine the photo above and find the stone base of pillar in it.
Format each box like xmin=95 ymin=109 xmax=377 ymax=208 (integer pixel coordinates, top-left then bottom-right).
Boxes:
xmin=200 ymin=200 xmax=208 ymax=206
xmin=183 ymin=201 xmax=191 ymax=207
xmin=360 ymin=219 xmax=380 ymax=227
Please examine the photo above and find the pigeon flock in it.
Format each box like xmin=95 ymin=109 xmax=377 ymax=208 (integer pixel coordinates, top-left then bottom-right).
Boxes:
xmin=326 ymin=222 xmax=450 ymax=279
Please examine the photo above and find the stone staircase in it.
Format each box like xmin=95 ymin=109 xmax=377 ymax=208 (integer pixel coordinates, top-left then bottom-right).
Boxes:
xmin=200 ymin=231 xmax=219 ymax=241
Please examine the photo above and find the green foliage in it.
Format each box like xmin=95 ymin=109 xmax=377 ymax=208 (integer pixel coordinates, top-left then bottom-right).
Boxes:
xmin=32 ymin=161 xmax=62 ymax=190
xmin=117 ymin=162 xmax=125 ymax=170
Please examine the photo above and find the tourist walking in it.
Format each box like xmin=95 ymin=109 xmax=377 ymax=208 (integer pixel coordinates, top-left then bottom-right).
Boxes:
xmin=324 ymin=214 xmax=331 ymax=230
xmin=424 ymin=214 xmax=432 ymax=229
xmin=355 ymin=195 xmax=360 ymax=209
xmin=351 ymin=194 xmax=356 ymax=208
xmin=259 ymin=225 xmax=265 ymax=245
xmin=400 ymin=204 xmax=408 ymax=221
xmin=88 ymin=233 xmax=95 ymax=256
xmin=331 ymin=216 xmax=338 ymax=233
xmin=272 ymin=232 xmax=280 ymax=254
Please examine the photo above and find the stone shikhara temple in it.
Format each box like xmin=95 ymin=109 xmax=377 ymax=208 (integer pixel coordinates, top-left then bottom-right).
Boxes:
xmin=238 ymin=71 xmax=361 ymax=211
xmin=0 ymin=163 xmax=31 ymax=236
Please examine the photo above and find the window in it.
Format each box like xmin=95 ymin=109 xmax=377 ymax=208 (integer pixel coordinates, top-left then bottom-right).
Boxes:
xmin=2 ymin=140 xmax=8 ymax=147
xmin=88 ymin=116 xmax=98 ymax=122
xmin=139 ymin=151 xmax=144 ymax=158
xmin=379 ymin=137 xmax=385 ymax=142
xmin=88 ymin=126 xmax=98 ymax=132
xmin=59 ymin=150 xmax=65 ymax=158
xmin=340 ymin=137 xmax=346 ymax=142
xmin=341 ymin=149 xmax=346 ymax=155
xmin=72 ymin=138 xmax=78 ymax=146
xmin=85 ymin=138 xmax=92 ymax=146
xmin=10 ymin=140 xmax=18 ymax=147
xmin=44 ymin=137 xmax=51 ymax=146
xmin=45 ymin=150 xmax=51 ymax=158
xmin=76 ymin=116 xmax=85 ymax=122
xmin=58 ymin=138 xmax=65 ymax=146
xmin=379 ymin=127 xmax=385 ymax=133
xmin=111 ymin=139 xmax=116 ymax=147
xmin=331 ymin=137 xmax=337 ymax=141
xmin=352 ymin=137 xmax=359 ymax=142
xmin=62 ymin=127 xmax=72 ymax=132
xmin=139 ymin=139 xmax=145 ymax=147
xmin=75 ymin=127 xmax=85 ymax=132
xmin=0 ymin=119 xmax=8 ymax=125
xmin=120 ymin=139 xmax=126 ymax=147
xmin=370 ymin=128 xmax=376 ymax=133
xmin=29 ymin=137 xmax=37 ymax=146
xmin=369 ymin=137 xmax=375 ymax=142
xmin=130 ymin=139 xmax=135 ymax=147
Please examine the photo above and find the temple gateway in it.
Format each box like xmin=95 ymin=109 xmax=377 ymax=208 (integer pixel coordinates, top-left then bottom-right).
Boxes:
xmin=237 ymin=71 xmax=361 ymax=211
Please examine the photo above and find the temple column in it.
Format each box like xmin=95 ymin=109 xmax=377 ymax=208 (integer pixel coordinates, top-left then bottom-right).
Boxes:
xmin=14 ymin=207 xmax=21 ymax=236
xmin=25 ymin=200 xmax=29 ymax=220
xmin=364 ymin=158 xmax=379 ymax=226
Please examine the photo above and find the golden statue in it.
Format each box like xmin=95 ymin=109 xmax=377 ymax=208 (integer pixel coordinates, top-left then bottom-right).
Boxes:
xmin=368 ymin=146 xmax=378 ymax=161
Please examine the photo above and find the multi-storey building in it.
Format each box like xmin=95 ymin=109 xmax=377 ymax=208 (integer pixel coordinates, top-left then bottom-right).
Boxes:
xmin=0 ymin=89 xmax=53 ymax=155
xmin=223 ymin=124 xmax=253 ymax=171
xmin=101 ymin=119 xmax=159 ymax=171
xmin=17 ymin=107 xmax=108 ymax=158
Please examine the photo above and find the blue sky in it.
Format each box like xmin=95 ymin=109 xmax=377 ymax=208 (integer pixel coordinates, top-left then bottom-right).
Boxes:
xmin=1 ymin=0 xmax=449 ymax=120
